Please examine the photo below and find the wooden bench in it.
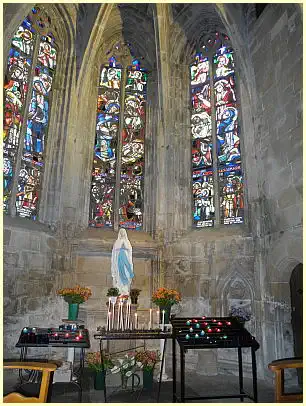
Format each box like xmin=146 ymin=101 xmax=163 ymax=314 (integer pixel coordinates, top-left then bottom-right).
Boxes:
xmin=268 ymin=358 xmax=303 ymax=402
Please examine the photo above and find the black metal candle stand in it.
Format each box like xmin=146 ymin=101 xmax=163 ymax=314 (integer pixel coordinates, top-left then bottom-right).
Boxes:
xmin=171 ymin=316 xmax=259 ymax=350
xmin=95 ymin=326 xmax=172 ymax=340
xmin=171 ymin=316 xmax=260 ymax=403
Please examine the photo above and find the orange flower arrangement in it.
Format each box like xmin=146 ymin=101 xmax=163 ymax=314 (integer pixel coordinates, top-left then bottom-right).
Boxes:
xmin=57 ymin=285 xmax=92 ymax=304
xmin=152 ymin=287 xmax=181 ymax=307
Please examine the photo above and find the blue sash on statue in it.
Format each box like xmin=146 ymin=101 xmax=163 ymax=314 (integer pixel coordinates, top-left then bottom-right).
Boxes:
xmin=118 ymin=247 xmax=134 ymax=285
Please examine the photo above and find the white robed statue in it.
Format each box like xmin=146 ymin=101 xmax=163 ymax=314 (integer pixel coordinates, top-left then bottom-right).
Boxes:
xmin=111 ymin=229 xmax=134 ymax=295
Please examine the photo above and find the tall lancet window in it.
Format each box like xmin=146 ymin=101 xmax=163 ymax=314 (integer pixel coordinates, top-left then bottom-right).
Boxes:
xmin=89 ymin=43 xmax=148 ymax=230
xmin=191 ymin=33 xmax=244 ymax=228
xmin=3 ymin=7 xmax=57 ymax=220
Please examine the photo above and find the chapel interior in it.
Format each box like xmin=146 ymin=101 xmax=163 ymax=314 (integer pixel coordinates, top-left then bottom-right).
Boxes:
xmin=3 ymin=2 xmax=303 ymax=403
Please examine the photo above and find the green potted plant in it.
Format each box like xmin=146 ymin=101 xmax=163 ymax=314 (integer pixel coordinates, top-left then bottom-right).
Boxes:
xmin=86 ymin=351 xmax=113 ymax=390
xmin=130 ymin=288 xmax=141 ymax=305
xmin=135 ymin=350 xmax=160 ymax=390
xmin=107 ymin=287 xmax=120 ymax=305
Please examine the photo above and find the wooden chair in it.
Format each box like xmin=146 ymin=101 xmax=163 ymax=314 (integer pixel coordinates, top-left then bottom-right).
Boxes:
xmin=268 ymin=357 xmax=303 ymax=402
xmin=3 ymin=362 xmax=58 ymax=403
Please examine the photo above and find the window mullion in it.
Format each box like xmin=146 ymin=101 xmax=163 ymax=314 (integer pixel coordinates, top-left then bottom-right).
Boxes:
xmin=208 ymin=51 xmax=220 ymax=227
xmin=9 ymin=34 xmax=40 ymax=217
xmin=114 ymin=66 xmax=127 ymax=231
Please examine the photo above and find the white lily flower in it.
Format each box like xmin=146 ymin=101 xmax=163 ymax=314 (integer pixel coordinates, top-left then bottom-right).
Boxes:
xmin=126 ymin=370 xmax=133 ymax=377
xmin=111 ymin=366 xmax=120 ymax=374
xmin=123 ymin=363 xmax=129 ymax=369
xmin=118 ymin=359 xmax=124 ymax=365
xmin=136 ymin=362 xmax=142 ymax=367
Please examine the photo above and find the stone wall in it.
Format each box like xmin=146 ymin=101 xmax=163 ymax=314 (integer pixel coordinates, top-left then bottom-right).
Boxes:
xmin=248 ymin=3 xmax=303 ymax=379
xmin=3 ymin=217 xmax=70 ymax=359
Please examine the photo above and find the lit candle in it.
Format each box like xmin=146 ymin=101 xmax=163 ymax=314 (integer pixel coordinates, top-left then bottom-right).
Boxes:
xmin=149 ymin=308 xmax=152 ymax=330
xmin=162 ymin=310 xmax=165 ymax=329
xmin=120 ymin=301 xmax=124 ymax=330
xmin=106 ymin=298 xmax=111 ymax=330
xmin=156 ymin=310 xmax=160 ymax=327
xmin=126 ymin=301 xmax=130 ymax=329
xmin=112 ymin=302 xmax=115 ymax=330
xmin=117 ymin=301 xmax=120 ymax=330
xmin=135 ymin=313 xmax=138 ymax=329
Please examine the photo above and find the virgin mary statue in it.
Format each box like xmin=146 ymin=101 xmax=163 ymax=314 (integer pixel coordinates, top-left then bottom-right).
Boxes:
xmin=111 ymin=228 xmax=134 ymax=295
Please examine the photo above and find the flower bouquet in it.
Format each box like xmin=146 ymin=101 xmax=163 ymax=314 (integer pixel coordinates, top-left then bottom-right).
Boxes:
xmin=229 ymin=306 xmax=251 ymax=324
xmin=86 ymin=351 xmax=113 ymax=390
xmin=57 ymin=285 xmax=92 ymax=304
xmin=57 ymin=285 xmax=92 ymax=320
xmin=152 ymin=288 xmax=181 ymax=323
xmin=152 ymin=287 xmax=181 ymax=307
xmin=135 ymin=350 xmax=160 ymax=390
xmin=110 ymin=352 xmax=141 ymax=389
xmin=135 ymin=350 xmax=160 ymax=372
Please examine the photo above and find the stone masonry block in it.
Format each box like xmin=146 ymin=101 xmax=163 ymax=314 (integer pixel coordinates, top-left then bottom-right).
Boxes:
xmin=4 ymin=228 xmax=11 ymax=245
xmin=277 ymin=185 xmax=300 ymax=209
xmin=4 ymin=252 xmax=19 ymax=267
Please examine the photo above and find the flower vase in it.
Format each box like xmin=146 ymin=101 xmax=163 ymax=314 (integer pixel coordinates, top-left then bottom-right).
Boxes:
xmin=159 ymin=304 xmax=172 ymax=324
xmin=94 ymin=370 xmax=105 ymax=390
xmin=121 ymin=374 xmax=129 ymax=389
xmin=143 ymin=368 xmax=154 ymax=390
xmin=68 ymin=303 xmax=79 ymax=321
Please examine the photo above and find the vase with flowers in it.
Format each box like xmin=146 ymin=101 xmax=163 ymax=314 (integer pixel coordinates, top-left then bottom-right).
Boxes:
xmin=110 ymin=352 xmax=141 ymax=389
xmin=57 ymin=285 xmax=92 ymax=321
xmin=229 ymin=306 xmax=251 ymax=326
xmin=135 ymin=350 xmax=160 ymax=390
xmin=152 ymin=287 xmax=181 ymax=324
xmin=86 ymin=351 xmax=113 ymax=390
xmin=130 ymin=288 xmax=141 ymax=305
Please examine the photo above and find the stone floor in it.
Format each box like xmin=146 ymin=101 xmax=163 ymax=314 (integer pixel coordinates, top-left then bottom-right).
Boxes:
xmin=2 ymin=367 xmax=289 ymax=403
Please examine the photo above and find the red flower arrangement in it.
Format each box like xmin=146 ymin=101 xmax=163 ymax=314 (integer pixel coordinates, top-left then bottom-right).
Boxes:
xmin=152 ymin=287 xmax=181 ymax=307
xmin=135 ymin=350 xmax=160 ymax=371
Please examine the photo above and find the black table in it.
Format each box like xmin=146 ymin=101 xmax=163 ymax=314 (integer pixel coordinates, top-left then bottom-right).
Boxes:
xmin=94 ymin=328 xmax=173 ymax=402
xmin=171 ymin=316 xmax=260 ymax=403
xmin=16 ymin=327 xmax=90 ymax=402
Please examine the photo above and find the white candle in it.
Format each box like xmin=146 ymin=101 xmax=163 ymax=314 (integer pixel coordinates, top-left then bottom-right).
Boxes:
xmin=112 ymin=302 xmax=115 ymax=330
xmin=135 ymin=313 xmax=138 ymax=330
xmin=162 ymin=310 xmax=165 ymax=330
xmin=156 ymin=310 xmax=160 ymax=327
xmin=125 ymin=301 xmax=130 ymax=329
xmin=128 ymin=302 xmax=131 ymax=329
xmin=120 ymin=301 xmax=124 ymax=330
xmin=106 ymin=298 xmax=111 ymax=330
xmin=107 ymin=312 xmax=111 ymax=331
xmin=149 ymin=308 xmax=152 ymax=330
xmin=117 ymin=302 xmax=120 ymax=330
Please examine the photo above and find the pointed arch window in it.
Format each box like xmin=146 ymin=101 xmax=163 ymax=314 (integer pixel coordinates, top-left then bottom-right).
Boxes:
xmin=89 ymin=46 xmax=147 ymax=230
xmin=3 ymin=7 xmax=57 ymax=220
xmin=191 ymin=33 xmax=244 ymax=228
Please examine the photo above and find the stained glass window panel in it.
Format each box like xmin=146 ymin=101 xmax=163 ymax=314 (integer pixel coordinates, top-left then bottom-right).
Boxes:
xmin=37 ymin=40 xmax=56 ymax=70
xmin=193 ymin=169 xmax=215 ymax=227
xmin=16 ymin=163 xmax=40 ymax=219
xmin=89 ymin=175 xmax=114 ymax=228
xmin=8 ymin=49 xmax=31 ymax=83
xmin=190 ymin=34 xmax=244 ymax=227
xmin=89 ymin=63 xmax=122 ymax=227
xmin=12 ymin=23 xmax=35 ymax=55
xmin=120 ymin=65 xmax=147 ymax=230
xmin=219 ymin=166 xmax=244 ymax=225
xmin=33 ymin=65 xmax=53 ymax=95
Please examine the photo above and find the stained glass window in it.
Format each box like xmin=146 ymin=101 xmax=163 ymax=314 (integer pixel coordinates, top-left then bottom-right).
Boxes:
xmin=191 ymin=33 xmax=244 ymax=227
xmin=3 ymin=8 xmax=57 ymax=219
xmin=89 ymin=54 xmax=148 ymax=230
